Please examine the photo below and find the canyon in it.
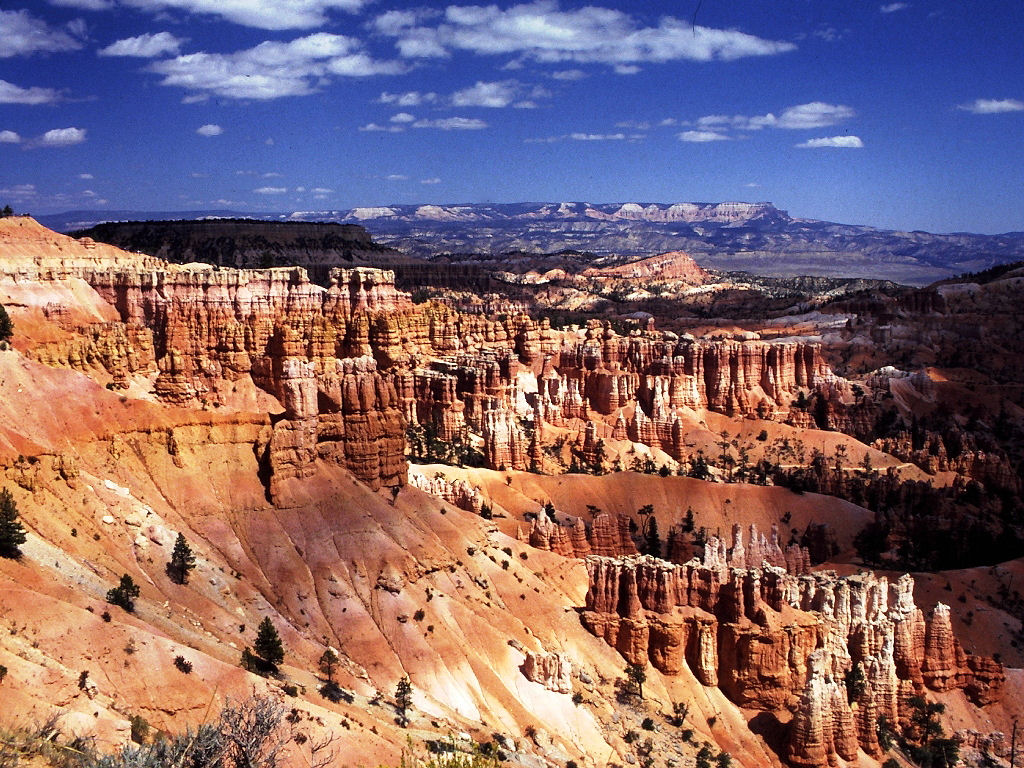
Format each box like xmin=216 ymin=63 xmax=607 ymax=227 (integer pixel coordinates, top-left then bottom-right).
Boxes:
xmin=0 ymin=214 xmax=1021 ymax=768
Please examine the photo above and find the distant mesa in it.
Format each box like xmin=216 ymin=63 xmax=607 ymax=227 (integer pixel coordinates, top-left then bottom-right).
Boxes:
xmin=39 ymin=201 xmax=1024 ymax=286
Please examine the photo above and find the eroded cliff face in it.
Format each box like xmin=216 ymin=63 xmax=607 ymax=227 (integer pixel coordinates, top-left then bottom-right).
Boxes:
xmin=581 ymin=526 xmax=1004 ymax=768
xmin=4 ymin=218 xmax=861 ymax=493
xmin=1 ymin=218 xmax=415 ymax=493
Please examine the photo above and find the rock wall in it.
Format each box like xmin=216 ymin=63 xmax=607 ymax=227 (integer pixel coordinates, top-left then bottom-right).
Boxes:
xmin=580 ymin=531 xmax=1004 ymax=767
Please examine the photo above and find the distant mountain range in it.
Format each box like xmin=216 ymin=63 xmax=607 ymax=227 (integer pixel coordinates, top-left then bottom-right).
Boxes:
xmin=42 ymin=201 xmax=1024 ymax=285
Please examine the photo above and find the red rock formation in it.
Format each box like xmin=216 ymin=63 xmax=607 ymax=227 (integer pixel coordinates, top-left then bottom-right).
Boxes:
xmin=581 ymin=547 xmax=1003 ymax=767
xmin=786 ymin=650 xmax=858 ymax=768
xmin=407 ymin=469 xmax=483 ymax=514
xmin=482 ymin=408 xmax=528 ymax=471
xmin=580 ymin=250 xmax=708 ymax=283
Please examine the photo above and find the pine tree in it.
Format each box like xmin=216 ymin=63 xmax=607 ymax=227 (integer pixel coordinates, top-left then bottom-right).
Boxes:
xmin=643 ymin=515 xmax=661 ymax=558
xmin=682 ymin=506 xmax=695 ymax=533
xmin=1 ymin=205 xmax=12 ymax=218
xmin=0 ymin=488 xmax=26 ymax=558
xmin=626 ymin=662 xmax=646 ymax=699
xmin=167 ymin=533 xmax=196 ymax=584
xmin=0 ymin=304 xmax=12 ymax=343
xmin=395 ymin=675 xmax=413 ymax=727
xmin=106 ymin=574 xmax=141 ymax=612
xmin=253 ymin=617 xmax=284 ymax=670
xmin=318 ymin=648 xmax=339 ymax=684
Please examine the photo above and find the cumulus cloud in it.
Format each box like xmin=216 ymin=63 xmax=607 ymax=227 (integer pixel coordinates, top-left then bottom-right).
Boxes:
xmin=78 ymin=172 xmax=94 ymax=179
xmin=613 ymin=64 xmax=641 ymax=75
xmin=958 ymin=98 xmax=1024 ymax=114
xmin=390 ymin=112 xmax=416 ymax=123
xmin=678 ymin=129 xmax=729 ymax=142
xmin=774 ymin=102 xmax=855 ymax=129
xmin=452 ymin=80 xmax=519 ymax=107
xmin=196 ymin=123 xmax=222 ymax=136
xmin=796 ymin=135 xmax=863 ymax=148
xmin=38 ymin=127 xmax=87 ymax=146
xmin=0 ymin=9 xmax=85 ymax=58
xmin=880 ymin=3 xmax=908 ymax=12
xmin=378 ymin=90 xmax=438 ymax=106
xmin=149 ymin=33 xmax=404 ymax=100
xmin=96 ymin=0 xmax=370 ymax=30
xmin=690 ymin=102 xmax=855 ymax=136
xmin=412 ymin=117 xmax=488 ymax=130
xmin=359 ymin=122 xmax=404 ymax=132
xmin=0 ymin=79 xmax=63 ymax=105
xmin=373 ymin=1 xmax=795 ymax=67
xmin=0 ymin=131 xmax=22 ymax=144
xmin=254 ymin=186 xmax=288 ymax=193
xmin=99 ymin=31 xmax=185 ymax=57
xmin=550 ymin=69 xmax=586 ymax=80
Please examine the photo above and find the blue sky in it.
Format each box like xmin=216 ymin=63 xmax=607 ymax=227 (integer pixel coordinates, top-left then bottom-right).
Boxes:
xmin=1 ymin=0 xmax=1022 ymax=233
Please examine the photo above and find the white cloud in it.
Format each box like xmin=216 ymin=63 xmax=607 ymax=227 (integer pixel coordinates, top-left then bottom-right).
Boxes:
xmin=452 ymin=80 xmax=519 ymax=108
xmin=197 ymin=123 xmax=222 ymax=136
xmin=254 ymin=186 xmax=288 ymax=193
xmin=78 ymin=173 xmax=94 ymax=179
xmin=691 ymin=102 xmax=855 ymax=134
xmin=389 ymin=112 xmax=416 ymax=123
xmin=528 ymin=131 xmax=642 ymax=142
xmin=359 ymin=122 xmax=404 ymax=132
xmin=0 ymin=131 xmax=22 ymax=144
xmin=0 ymin=9 xmax=84 ymax=58
xmin=796 ymin=135 xmax=863 ymax=148
xmin=149 ymin=33 xmax=403 ymax=100
xmin=879 ymin=3 xmax=908 ymax=12
xmin=0 ymin=184 xmax=36 ymax=199
xmin=678 ymin=129 xmax=729 ymax=142
xmin=615 ymin=120 xmax=650 ymax=129
xmin=310 ymin=187 xmax=333 ymax=193
xmin=412 ymin=117 xmax=488 ymax=130
xmin=378 ymin=90 xmax=437 ymax=106
xmin=50 ymin=0 xmax=115 ymax=9
xmin=385 ymin=174 xmax=408 ymax=181
xmin=613 ymin=64 xmax=641 ymax=75
xmin=550 ymin=69 xmax=586 ymax=80
xmin=570 ymin=132 xmax=625 ymax=140
xmin=99 ymin=31 xmax=185 ymax=57
xmin=38 ymin=127 xmax=87 ymax=146
xmin=374 ymin=1 xmax=795 ymax=67
xmin=958 ymin=98 xmax=1024 ymax=115
xmin=420 ymin=177 xmax=441 ymax=184
xmin=775 ymin=102 xmax=854 ymax=129
xmin=0 ymin=79 xmax=63 ymax=105
xmin=182 ymin=93 xmax=209 ymax=104
xmin=115 ymin=0 xmax=370 ymax=30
